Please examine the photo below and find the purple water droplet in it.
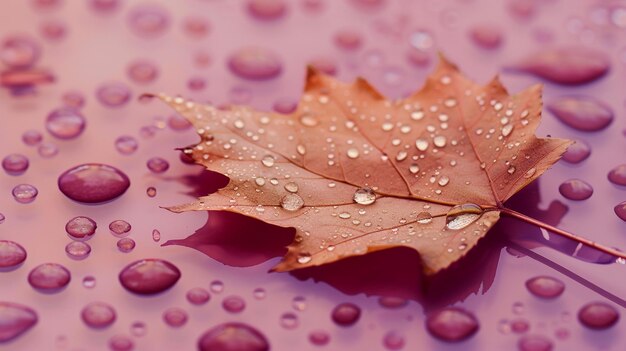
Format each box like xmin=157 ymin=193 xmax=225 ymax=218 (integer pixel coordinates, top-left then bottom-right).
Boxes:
xmin=96 ymin=82 xmax=131 ymax=108
xmin=37 ymin=142 xmax=58 ymax=158
xmin=197 ymin=323 xmax=269 ymax=351
xmin=186 ymin=287 xmax=211 ymax=305
xmin=146 ymin=186 xmax=157 ymax=197
xmin=183 ymin=16 xmax=211 ymax=38
xmin=614 ymin=201 xmax=626 ymax=221
xmin=518 ymin=334 xmax=553 ymax=351
xmin=272 ymin=98 xmax=297 ymax=114
xmin=130 ymin=321 xmax=146 ymax=337
xmin=116 ymin=238 xmax=136 ymax=253
xmin=128 ymin=4 xmax=170 ymax=38
xmin=378 ymin=296 xmax=408 ymax=309
xmin=90 ymin=0 xmax=120 ymax=13
xmin=279 ymin=312 xmax=298 ymax=329
xmin=163 ymin=307 xmax=188 ymax=328
xmin=22 ymin=130 xmax=43 ymax=146
xmin=331 ymin=302 xmax=361 ymax=327
xmin=525 ymin=276 xmax=565 ymax=299
xmin=187 ymin=76 xmax=207 ymax=91
xmin=0 ymin=240 xmax=27 ymax=269
xmin=45 ymin=108 xmax=86 ymax=139
xmin=578 ymin=302 xmax=619 ymax=330
xmin=210 ymin=280 xmax=224 ymax=293
xmin=308 ymin=330 xmax=330 ymax=346
xmin=252 ymin=288 xmax=266 ymax=300
xmin=425 ymin=307 xmax=479 ymax=342
xmin=118 ymin=259 xmax=181 ymax=295
xmin=547 ymin=96 xmax=613 ymax=131
xmin=65 ymin=216 xmax=97 ymax=240
xmin=0 ymin=302 xmax=38 ymax=342
xmin=62 ymin=91 xmax=86 ymax=109
xmin=151 ymin=229 xmax=161 ymax=242
xmin=247 ymin=0 xmax=288 ymax=20
xmin=58 ymin=163 xmax=130 ymax=204
xmin=81 ymin=302 xmax=116 ymax=329
xmin=65 ymin=241 xmax=91 ymax=260
xmin=513 ymin=47 xmax=610 ymax=85
xmin=40 ymin=20 xmax=66 ymax=41
xmin=562 ymin=140 xmax=591 ymax=164
xmin=559 ymin=179 xmax=593 ymax=201
xmin=108 ymin=335 xmax=134 ymax=351
xmin=2 ymin=154 xmax=29 ymax=175
xmin=511 ymin=319 xmax=530 ymax=334
xmin=12 ymin=184 xmax=38 ymax=204
xmin=28 ymin=263 xmax=71 ymax=292
xmin=383 ymin=330 xmax=405 ymax=350
xmin=334 ymin=30 xmax=363 ymax=51
xmin=109 ymin=220 xmax=131 ymax=236
xmin=309 ymin=57 xmax=338 ymax=75
xmin=608 ymin=164 xmax=626 ymax=186
xmin=127 ymin=60 xmax=158 ymax=84
xmin=167 ymin=115 xmax=192 ymax=131
xmin=82 ymin=275 xmax=96 ymax=288
xmin=469 ymin=24 xmax=503 ymax=49
xmin=0 ymin=35 xmax=41 ymax=69
xmin=222 ymin=295 xmax=246 ymax=313
xmin=114 ymin=136 xmax=138 ymax=155
xmin=147 ymin=157 xmax=169 ymax=173
xmin=228 ymin=47 xmax=282 ymax=80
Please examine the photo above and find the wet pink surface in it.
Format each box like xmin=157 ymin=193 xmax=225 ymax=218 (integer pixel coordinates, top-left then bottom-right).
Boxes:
xmin=0 ymin=0 xmax=625 ymax=350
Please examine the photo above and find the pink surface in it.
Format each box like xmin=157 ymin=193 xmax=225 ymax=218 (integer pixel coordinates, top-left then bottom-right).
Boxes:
xmin=0 ymin=0 xmax=625 ymax=350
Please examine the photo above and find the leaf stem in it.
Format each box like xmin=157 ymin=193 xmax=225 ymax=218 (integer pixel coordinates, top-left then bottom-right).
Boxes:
xmin=499 ymin=207 xmax=626 ymax=261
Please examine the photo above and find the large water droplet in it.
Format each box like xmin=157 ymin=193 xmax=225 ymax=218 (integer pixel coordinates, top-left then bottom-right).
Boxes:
xmin=197 ymin=323 xmax=269 ymax=351
xmin=28 ymin=263 xmax=71 ymax=292
xmin=353 ymin=187 xmax=376 ymax=205
xmin=445 ymin=203 xmax=483 ymax=230
xmin=12 ymin=184 xmax=38 ymax=204
xmin=558 ymin=179 xmax=593 ymax=201
xmin=425 ymin=307 xmax=479 ymax=342
xmin=81 ymin=302 xmax=116 ymax=329
xmin=2 ymin=154 xmax=29 ymax=175
xmin=578 ymin=302 xmax=619 ymax=330
xmin=0 ymin=240 xmax=27 ymax=269
xmin=0 ymin=302 xmax=38 ymax=342
xmin=228 ymin=47 xmax=282 ymax=80
xmin=280 ymin=193 xmax=304 ymax=211
xmin=65 ymin=216 xmax=97 ymax=240
xmin=525 ymin=276 xmax=565 ymax=299
xmin=547 ymin=96 xmax=613 ymax=131
xmin=517 ymin=334 xmax=554 ymax=351
xmin=331 ymin=303 xmax=361 ymax=327
xmin=163 ymin=307 xmax=188 ymax=328
xmin=45 ymin=108 xmax=86 ymax=139
xmin=58 ymin=163 xmax=130 ymax=204
xmin=514 ymin=47 xmax=610 ymax=85
xmin=186 ymin=287 xmax=211 ymax=305
xmin=118 ymin=259 xmax=181 ymax=295
xmin=608 ymin=164 xmax=626 ymax=186
xmin=222 ymin=295 xmax=246 ymax=313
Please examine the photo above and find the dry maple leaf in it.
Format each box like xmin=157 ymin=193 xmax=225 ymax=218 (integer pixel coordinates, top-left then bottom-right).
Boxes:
xmin=151 ymin=56 xmax=625 ymax=275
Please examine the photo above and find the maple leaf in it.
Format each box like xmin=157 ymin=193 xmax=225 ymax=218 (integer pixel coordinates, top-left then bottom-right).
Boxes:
xmin=153 ymin=56 xmax=577 ymax=275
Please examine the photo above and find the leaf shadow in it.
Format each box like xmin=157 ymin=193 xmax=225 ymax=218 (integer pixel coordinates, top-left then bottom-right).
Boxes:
xmin=166 ymin=171 xmax=588 ymax=310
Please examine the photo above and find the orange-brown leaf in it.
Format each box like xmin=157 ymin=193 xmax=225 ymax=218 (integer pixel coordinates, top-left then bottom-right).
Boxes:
xmin=156 ymin=56 xmax=571 ymax=275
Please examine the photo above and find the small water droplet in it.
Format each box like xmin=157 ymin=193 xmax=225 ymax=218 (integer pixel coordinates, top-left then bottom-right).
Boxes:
xmin=163 ymin=307 xmax=188 ymax=328
xmin=417 ymin=212 xmax=433 ymax=224
xmin=525 ymin=276 xmax=565 ymax=299
xmin=187 ymin=287 xmax=211 ymax=305
xmin=28 ymin=263 xmax=71 ymax=291
xmin=353 ymin=187 xmax=376 ymax=205
xmin=507 ymin=166 xmax=516 ymax=174
xmin=415 ymin=139 xmax=429 ymax=151
xmin=280 ymin=193 xmax=304 ymax=211
xmin=82 ymin=275 xmax=96 ymax=289
xmin=65 ymin=241 xmax=91 ymax=260
xmin=109 ymin=220 xmax=131 ymax=236
xmin=524 ymin=168 xmax=536 ymax=179
xmin=118 ymin=259 xmax=180 ymax=295
xmin=433 ymin=135 xmax=447 ymax=148
xmin=198 ymin=323 xmax=269 ymax=351
xmin=115 ymin=136 xmax=139 ymax=155
xmin=284 ymin=182 xmax=298 ymax=193
xmin=12 ymin=184 xmax=38 ymax=204
xmin=445 ymin=203 xmax=483 ymax=230
xmin=116 ymin=238 xmax=136 ymax=253
xmin=346 ymin=148 xmax=360 ymax=159
xmin=297 ymin=253 xmax=312 ymax=264
xmin=438 ymin=175 xmax=450 ymax=187
xmin=253 ymin=288 xmax=266 ymax=300
xmin=222 ymin=295 xmax=246 ymax=313
xmin=261 ymin=155 xmax=275 ymax=167
xmin=578 ymin=302 xmax=619 ymax=330
xmin=409 ymin=164 xmax=420 ymax=174
xmin=2 ymin=154 xmax=29 ymax=175
xmin=65 ymin=216 xmax=97 ymax=240
xmin=210 ymin=280 xmax=224 ymax=293
xmin=0 ymin=240 xmax=27 ymax=268
xmin=280 ymin=312 xmax=299 ymax=329
xmin=146 ymin=157 xmax=169 ymax=173
xmin=426 ymin=307 xmax=479 ymax=342
xmin=559 ymin=179 xmax=593 ymax=201
xmin=152 ymin=229 xmax=161 ymax=242
xmin=502 ymin=124 xmax=514 ymax=137
xmin=331 ymin=303 xmax=361 ymax=327
xmin=81 ymin=302 xmax=116 ymax=329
